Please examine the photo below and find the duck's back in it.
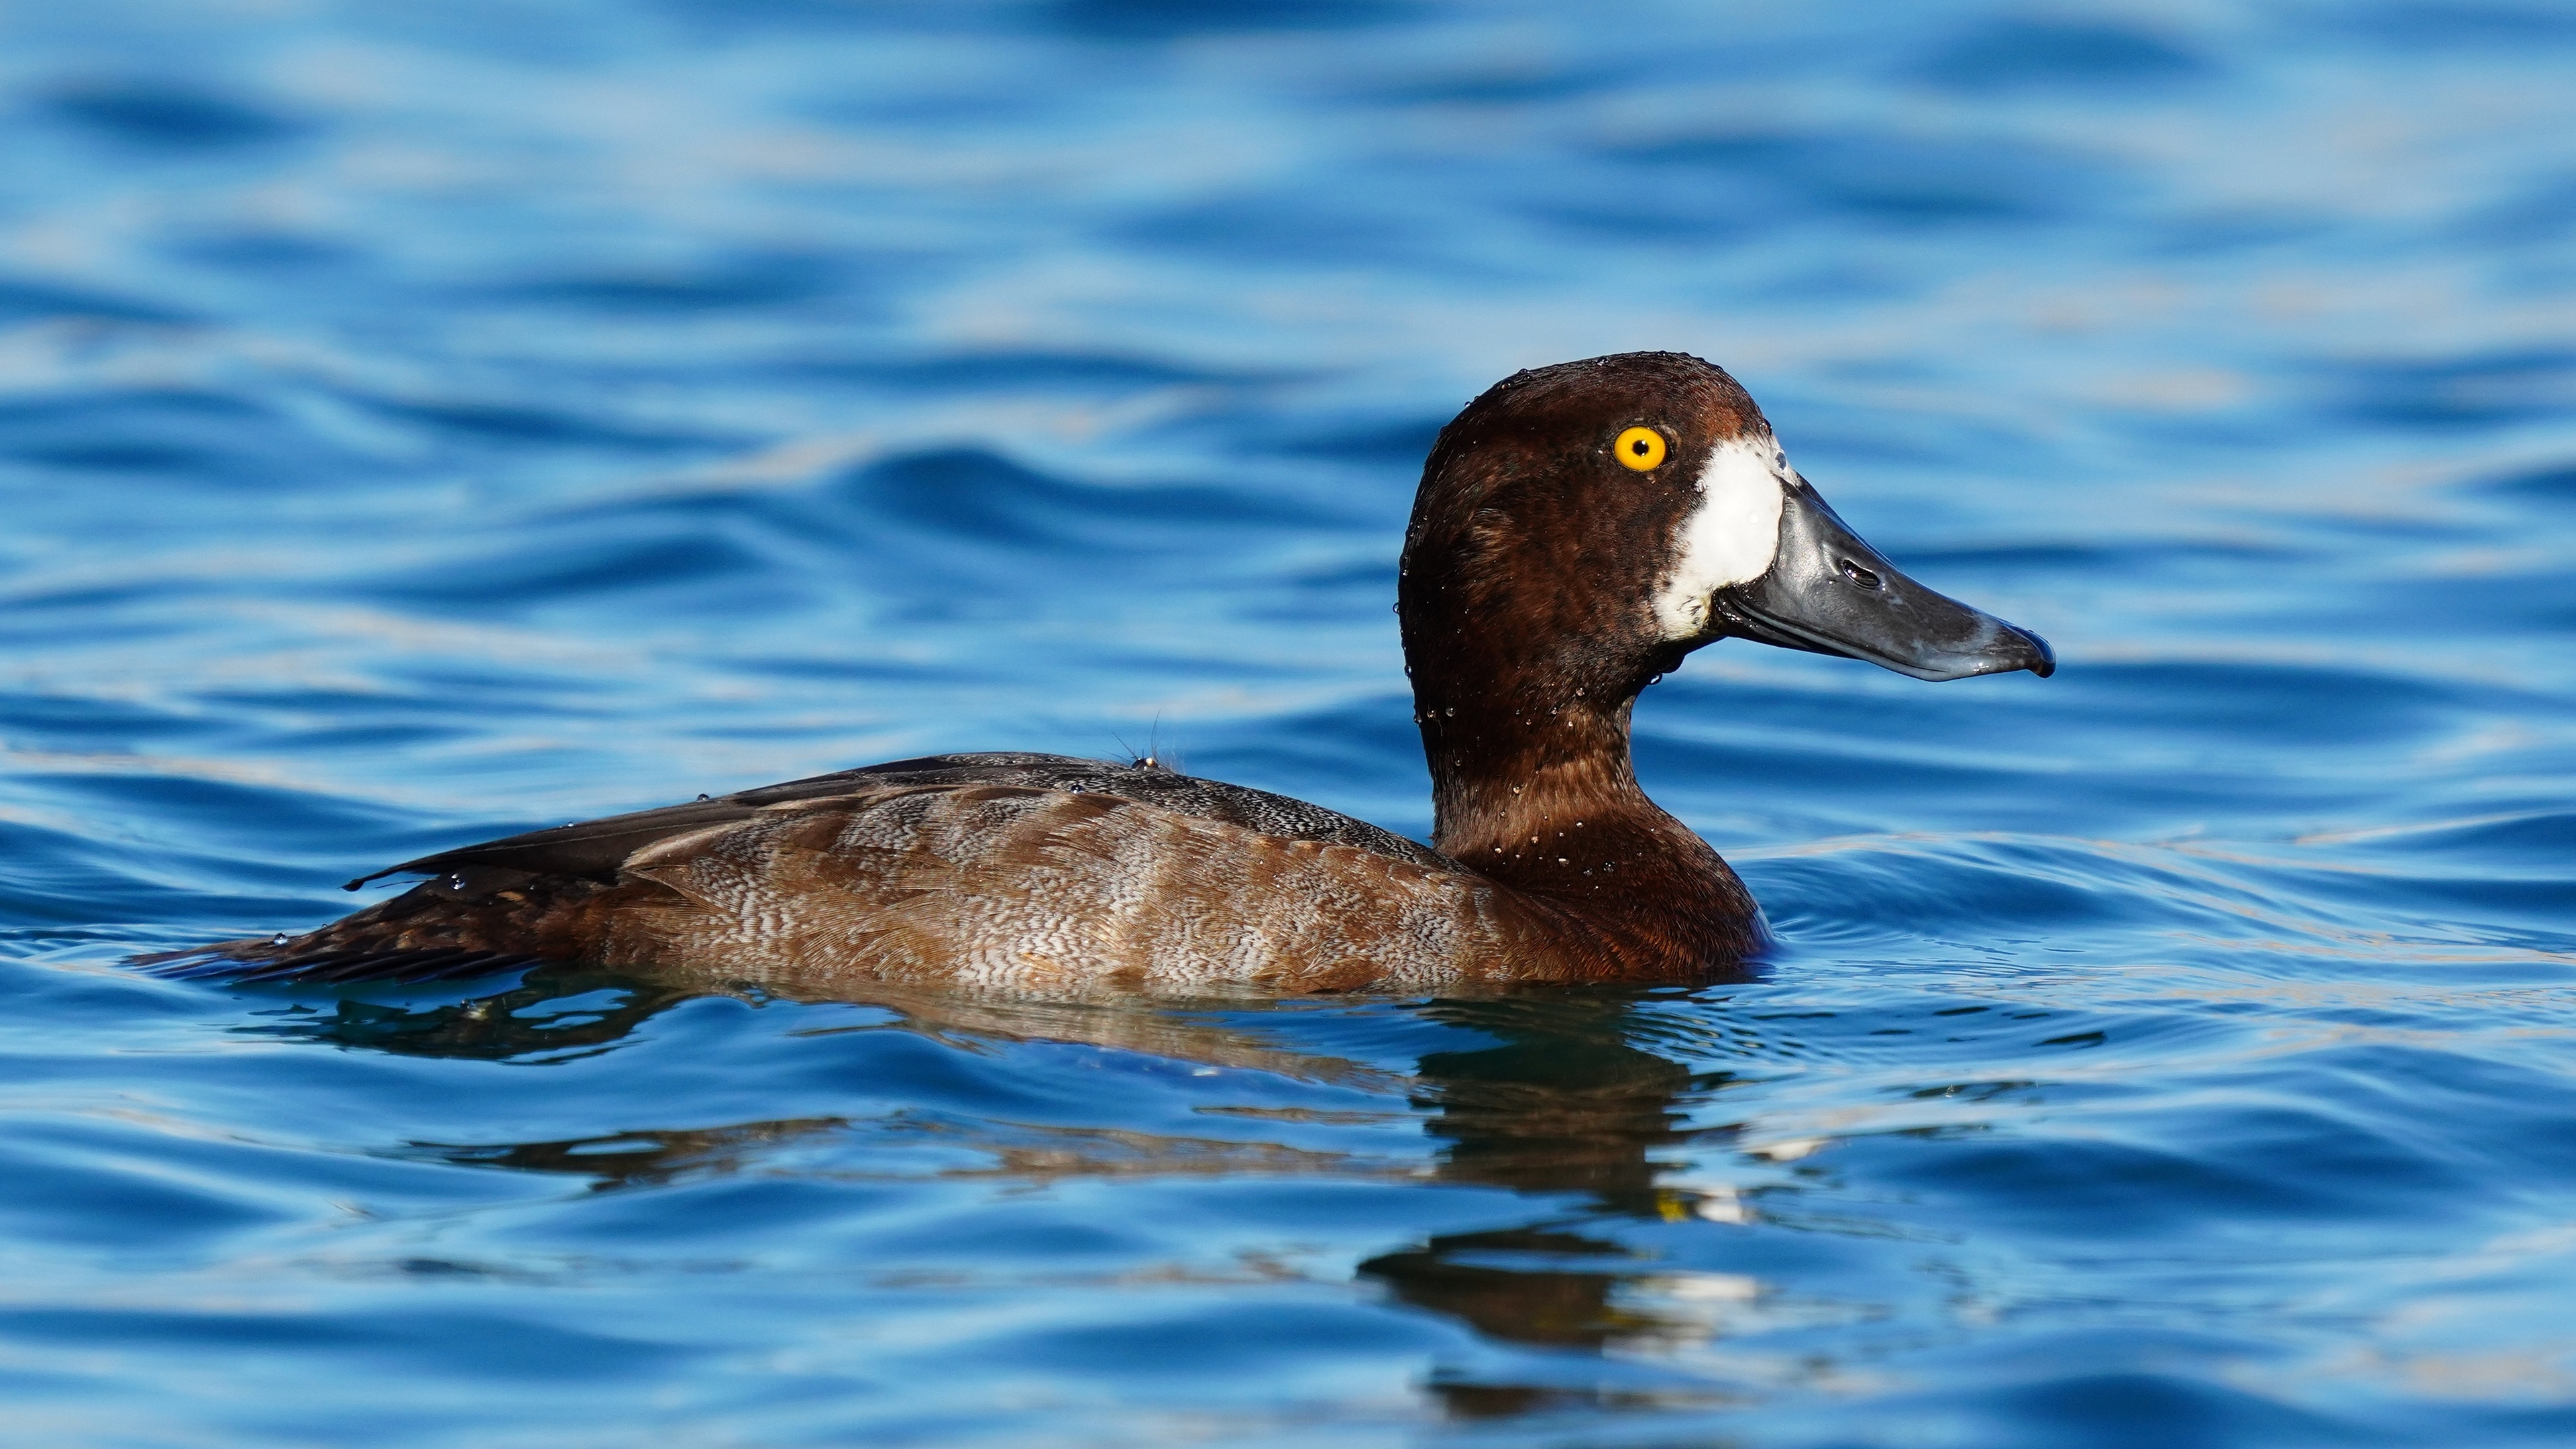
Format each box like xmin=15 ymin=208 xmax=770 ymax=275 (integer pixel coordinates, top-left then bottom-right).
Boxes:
xmin=172 ymin=755 xmax=1585 ymax=994
xmin=361 ymin=753 xmax=1456 ymax=885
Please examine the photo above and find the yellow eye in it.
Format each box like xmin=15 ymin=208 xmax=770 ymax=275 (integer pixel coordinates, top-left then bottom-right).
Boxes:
xmin=1614 ymin=426 xmax=1667 ymax=472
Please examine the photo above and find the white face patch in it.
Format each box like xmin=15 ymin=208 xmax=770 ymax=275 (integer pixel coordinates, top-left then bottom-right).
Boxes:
xmin=1650 ymin=435 xmax=1792 ymax=640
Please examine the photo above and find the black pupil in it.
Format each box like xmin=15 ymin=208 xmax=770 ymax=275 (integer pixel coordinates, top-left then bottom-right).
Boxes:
xmin=1630 ymin=439 xmax=1648 ymax=453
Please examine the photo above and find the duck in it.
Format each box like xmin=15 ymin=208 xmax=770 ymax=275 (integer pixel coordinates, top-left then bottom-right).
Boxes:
xmin=157 ymin=352 xmax=2051 ymax=994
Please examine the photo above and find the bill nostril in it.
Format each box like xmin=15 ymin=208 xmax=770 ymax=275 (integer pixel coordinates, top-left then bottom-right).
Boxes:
xmin=1837 ymin=558 xmax=1882 ymax=589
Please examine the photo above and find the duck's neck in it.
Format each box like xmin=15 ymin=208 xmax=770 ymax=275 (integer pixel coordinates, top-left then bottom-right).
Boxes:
xmin=1421 ymin=692 xmax=1654 ymax=859
xmin=1413 ymin=679 xmax=1756 ymax=963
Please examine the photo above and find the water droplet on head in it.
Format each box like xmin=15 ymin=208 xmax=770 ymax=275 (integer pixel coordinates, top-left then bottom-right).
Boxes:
xmin=697 ymin=793 xmax=711 ymax=801
xmin=270 ymin=932 xmax=289 ymax=947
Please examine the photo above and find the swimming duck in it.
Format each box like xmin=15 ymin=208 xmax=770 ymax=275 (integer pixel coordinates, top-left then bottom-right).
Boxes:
xmin=164 ymin=352 xmax=2051 ymax=993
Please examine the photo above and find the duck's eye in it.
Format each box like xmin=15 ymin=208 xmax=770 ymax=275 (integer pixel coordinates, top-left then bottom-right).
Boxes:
xmin=1613 ymin=426 xmax=1668 ymax=472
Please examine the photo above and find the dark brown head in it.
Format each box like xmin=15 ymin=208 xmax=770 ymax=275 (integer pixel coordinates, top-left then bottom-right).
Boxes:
xmin=1399 ymin=352 xmax=2051 ymax=842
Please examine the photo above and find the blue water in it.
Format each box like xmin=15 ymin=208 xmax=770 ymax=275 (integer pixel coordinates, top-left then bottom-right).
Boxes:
xmin=3 ymin=1 xmax=2573 ymax=1444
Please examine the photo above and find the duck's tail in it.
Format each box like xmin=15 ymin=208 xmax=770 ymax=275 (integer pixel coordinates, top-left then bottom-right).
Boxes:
xmin=133 ymin=865 xmax=610 ymax=986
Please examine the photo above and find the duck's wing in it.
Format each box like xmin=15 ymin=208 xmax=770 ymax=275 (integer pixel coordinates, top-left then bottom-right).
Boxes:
xmin=343 ymin=753 xmax=1454 ymax=890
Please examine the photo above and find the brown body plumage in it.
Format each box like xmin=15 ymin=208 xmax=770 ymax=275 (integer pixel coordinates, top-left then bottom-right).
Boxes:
xmin=160 ymin=352 xmax=2050 ymax=994
xmin=214 ymin=750 xmax=1755 ymax=991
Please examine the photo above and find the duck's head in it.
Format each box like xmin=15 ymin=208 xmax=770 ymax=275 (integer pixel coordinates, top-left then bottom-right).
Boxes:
xmin=1399 ymin=352 xmax=2051 ymax=754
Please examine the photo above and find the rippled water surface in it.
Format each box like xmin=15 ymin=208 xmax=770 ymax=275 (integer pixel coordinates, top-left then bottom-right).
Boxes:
xmin=5 ymin=2 xmax=2575 ymax=1444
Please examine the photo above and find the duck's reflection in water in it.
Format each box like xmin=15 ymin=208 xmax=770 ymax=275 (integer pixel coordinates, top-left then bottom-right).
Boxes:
xmin=254 ymin=966 xmax=1762 ymax=1416
xmin=1361 ymin=993 xmax=1755 ymax=1418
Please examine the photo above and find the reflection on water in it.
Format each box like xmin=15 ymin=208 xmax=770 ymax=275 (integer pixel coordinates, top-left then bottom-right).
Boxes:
xmin=252 ymin=971 xmax=691 ymax=1062
xmin=408 ymin=1116 xmax=849 ymax=1193
xmin=1364 ymin=998 xmax=1745 ymax=1419
xmin=264 ymin=967 xmax=1780 ymax=1417
xmin=1405 ymin=996 xmax=1711 ymax=1208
